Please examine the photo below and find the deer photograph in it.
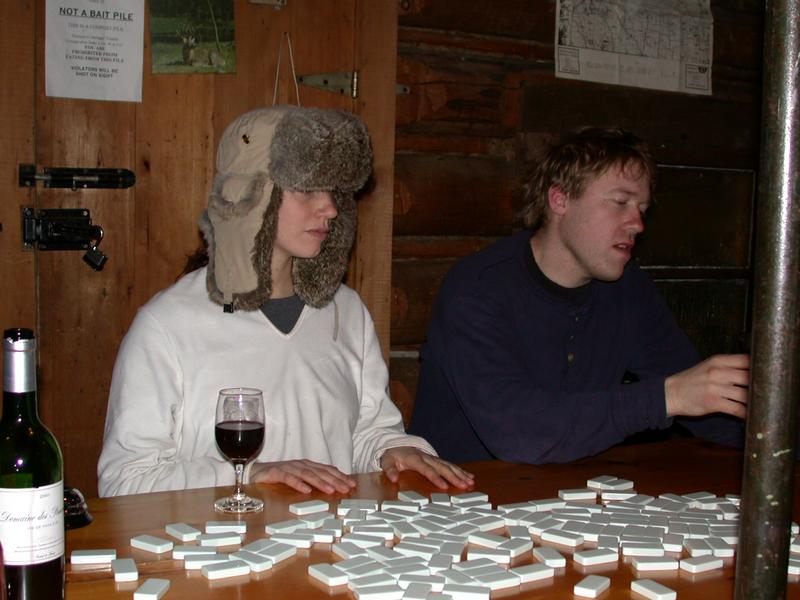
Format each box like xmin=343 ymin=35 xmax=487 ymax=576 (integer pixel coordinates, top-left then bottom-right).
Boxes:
xmin=150 ymin=0 xmax=235 ymax=74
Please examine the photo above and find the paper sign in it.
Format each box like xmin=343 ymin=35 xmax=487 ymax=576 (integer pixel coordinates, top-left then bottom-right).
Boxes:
xmin=555 ymin=0 xmax=713 ymax=96
xmin=46 ymin=0 xmax=144 ymax=102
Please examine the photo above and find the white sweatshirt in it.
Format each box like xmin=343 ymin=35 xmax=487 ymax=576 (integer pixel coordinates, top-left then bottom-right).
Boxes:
xmin=97 ymin=268 xmax=434 ymax=497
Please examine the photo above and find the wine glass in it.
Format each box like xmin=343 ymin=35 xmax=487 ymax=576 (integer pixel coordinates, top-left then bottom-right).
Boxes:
xmin=214 ymin=387 xmax=265 ymax=513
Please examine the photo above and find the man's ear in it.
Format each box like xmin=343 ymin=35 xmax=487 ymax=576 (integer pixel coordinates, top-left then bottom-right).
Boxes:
xmin=547 ymin=185 xmax=569 ymax=215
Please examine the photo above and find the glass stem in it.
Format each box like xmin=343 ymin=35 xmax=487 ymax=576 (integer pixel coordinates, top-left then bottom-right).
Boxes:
xmin=232 ymin=462 xmax=245 ymax=501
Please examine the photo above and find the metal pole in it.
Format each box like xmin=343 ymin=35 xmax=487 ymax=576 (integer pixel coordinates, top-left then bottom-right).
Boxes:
xmin=735 ymin=0 xmax=800 ymax=598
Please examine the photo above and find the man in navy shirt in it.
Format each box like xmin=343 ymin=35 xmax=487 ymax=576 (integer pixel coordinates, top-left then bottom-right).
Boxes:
xmin=409 ymin=127 xmax=748 ymax=463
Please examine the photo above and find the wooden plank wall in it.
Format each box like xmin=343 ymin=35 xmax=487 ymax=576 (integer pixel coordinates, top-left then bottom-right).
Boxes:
xmin=0 ymin=2 xmax=36 ymax=333
xmin=390 ymin=0 xmax=764 ymax=425
xmin=1 ymin=0 xmax=396 ymax=498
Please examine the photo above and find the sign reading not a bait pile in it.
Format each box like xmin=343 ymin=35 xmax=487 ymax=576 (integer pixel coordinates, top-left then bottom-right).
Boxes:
xmin=45 ymin=0 xmax=144 ymax=103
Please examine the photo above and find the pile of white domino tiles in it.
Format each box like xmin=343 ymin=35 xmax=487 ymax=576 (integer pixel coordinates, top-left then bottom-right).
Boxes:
xmin=68 ymin=474 xmax=800 ymax=600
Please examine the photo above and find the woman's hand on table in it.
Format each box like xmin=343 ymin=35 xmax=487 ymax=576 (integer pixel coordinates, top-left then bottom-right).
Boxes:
xmin=250 ymin=460 xmax=357 ymax=494
xmin=380 ymin=447 xmax=475 ymax=490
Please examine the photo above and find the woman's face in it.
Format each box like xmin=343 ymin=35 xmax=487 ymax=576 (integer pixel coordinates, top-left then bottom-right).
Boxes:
xmin=272 ymin=190 xmax=338 ymax=266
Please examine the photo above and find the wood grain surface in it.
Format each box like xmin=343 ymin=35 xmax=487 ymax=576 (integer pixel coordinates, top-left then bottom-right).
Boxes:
xmin=66 ymin=439 xmax=800 ymax=599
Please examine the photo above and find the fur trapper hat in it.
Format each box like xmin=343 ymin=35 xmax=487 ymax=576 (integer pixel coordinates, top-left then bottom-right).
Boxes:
xmin=199 ymin=105 xmax=372 ymax=311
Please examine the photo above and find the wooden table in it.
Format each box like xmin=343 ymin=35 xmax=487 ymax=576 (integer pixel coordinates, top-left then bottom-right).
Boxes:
xmin=66 ymin=439 xmax=800 ymax=599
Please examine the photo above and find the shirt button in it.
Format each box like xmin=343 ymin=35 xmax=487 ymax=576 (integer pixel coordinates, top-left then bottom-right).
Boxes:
xmin=567 ymin=352 xmax=575 ymax=363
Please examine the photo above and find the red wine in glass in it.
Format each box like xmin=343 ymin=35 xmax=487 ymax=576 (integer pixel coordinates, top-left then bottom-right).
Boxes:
xmin=215 ymin=420 xmax=264 ymax=462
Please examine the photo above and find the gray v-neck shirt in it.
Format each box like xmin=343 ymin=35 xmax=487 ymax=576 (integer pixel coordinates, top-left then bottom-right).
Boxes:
xmin=261 ymin=294 xmax=305 ymax=334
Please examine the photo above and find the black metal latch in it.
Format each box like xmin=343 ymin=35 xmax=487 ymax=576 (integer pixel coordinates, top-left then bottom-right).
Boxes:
xmin=21 ymin=208 xmax=108 ymax=271
xmin=18 ymin=164 xmax=135 ymax=190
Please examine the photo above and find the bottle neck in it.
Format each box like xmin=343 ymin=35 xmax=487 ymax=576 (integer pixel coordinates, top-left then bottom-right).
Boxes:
xmin=3 ymin=390 xmax=39 ymax=422
xmin=3 ymin=342 xmax=38 ymax=422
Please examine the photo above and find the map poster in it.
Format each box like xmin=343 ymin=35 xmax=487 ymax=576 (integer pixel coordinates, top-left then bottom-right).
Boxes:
xmin=45 ymin=0 xmax=145 ymax=102
xmin=555 ymin=0 xmax=713 ymax=96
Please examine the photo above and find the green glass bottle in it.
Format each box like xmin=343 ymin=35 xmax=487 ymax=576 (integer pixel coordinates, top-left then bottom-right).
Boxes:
xmin=0 ymin=329 xmax=64 ymax=600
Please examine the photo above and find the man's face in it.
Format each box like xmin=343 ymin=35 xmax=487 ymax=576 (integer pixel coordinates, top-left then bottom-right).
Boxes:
xmin=554 ymin=165 xmax=650 ymax=286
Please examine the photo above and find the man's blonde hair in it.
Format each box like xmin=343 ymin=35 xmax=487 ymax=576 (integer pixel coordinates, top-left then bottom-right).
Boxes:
xmin=520 ymin=127 xmax=656 ymax=231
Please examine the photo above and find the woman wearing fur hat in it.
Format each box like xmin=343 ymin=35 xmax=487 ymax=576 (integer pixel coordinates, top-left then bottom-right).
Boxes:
xmin=97 ymin=106 xmax=473 ymax=497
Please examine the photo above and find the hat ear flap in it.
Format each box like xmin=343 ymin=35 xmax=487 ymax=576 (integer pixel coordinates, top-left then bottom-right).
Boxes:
xmin=293 ymin=191 xmax=356 ymax=308
xmin=232 ymin=185 xmax=281 ymax=311
xmin=201 ymin=172 xmax=273 ymax=309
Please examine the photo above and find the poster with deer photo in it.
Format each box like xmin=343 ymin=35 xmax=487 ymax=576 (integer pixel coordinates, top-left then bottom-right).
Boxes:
xmin=150 ymin=0 xmax=236 ymax=74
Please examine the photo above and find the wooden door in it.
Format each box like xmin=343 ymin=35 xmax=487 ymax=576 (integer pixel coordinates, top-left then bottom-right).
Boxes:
xmin=0 ymin=0 xmax=397 ymax=498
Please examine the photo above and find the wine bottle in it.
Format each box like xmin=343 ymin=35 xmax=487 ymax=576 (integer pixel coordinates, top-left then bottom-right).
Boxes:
xmin=0 ymin=329 xmax=64 ymax=600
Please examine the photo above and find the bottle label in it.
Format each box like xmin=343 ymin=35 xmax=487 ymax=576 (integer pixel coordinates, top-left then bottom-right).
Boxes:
xmin=0 ymin=480 xmax=64 ymax=565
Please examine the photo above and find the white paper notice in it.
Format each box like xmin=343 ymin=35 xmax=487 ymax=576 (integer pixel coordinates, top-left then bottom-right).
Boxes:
xmin=46 ymin=0 xmax=144 ymax=102
xmin=555 ymin=0 xmax=713 ymax=95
